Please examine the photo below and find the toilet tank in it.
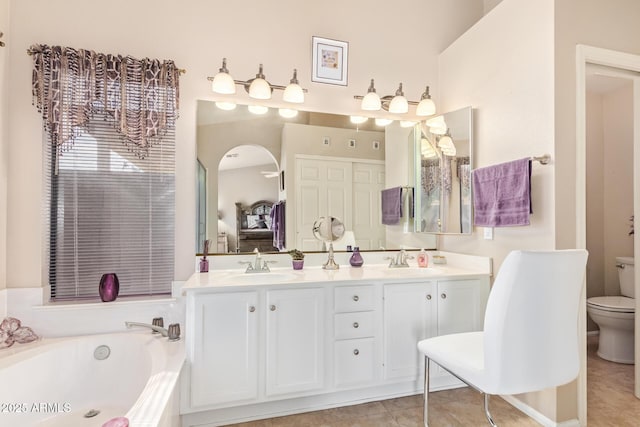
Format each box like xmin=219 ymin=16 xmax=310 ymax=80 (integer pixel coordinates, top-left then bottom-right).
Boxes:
xmin=616 ymin=256 xmax=635 ymax=298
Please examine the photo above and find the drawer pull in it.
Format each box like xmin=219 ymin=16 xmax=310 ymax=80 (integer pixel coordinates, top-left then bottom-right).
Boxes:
xmin=352 ymin=295 xmax=359 ymax=302
xmin=441 ymin=293 xmax=447 ymax=299
xmin=426 ymin=294 xmax=432 ymax=300
xmin=249 ymin=306 xmax=256 ymax=313
xmin=270 ymin=305 xmax=276 ymax=311
xmin=353 ymin=349 xmax=360 ymax=356
xmin=353 ymin=322 xmax=359 ymax=329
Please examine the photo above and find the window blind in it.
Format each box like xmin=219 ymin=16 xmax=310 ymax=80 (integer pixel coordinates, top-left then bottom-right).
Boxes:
xmin=44 ymin=113 xmax=175 ymax=301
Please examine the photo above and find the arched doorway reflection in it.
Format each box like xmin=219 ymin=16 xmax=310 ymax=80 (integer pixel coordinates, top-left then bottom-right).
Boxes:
xmin=217 ymin=145 xmax=279 ymax=253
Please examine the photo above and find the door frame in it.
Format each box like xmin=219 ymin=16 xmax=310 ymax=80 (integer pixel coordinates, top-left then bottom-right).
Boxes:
xmin=576 ymin=44 xmax=640 ymax=424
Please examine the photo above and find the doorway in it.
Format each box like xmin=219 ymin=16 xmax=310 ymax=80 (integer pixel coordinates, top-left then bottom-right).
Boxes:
xmin=577 ymin=45 xmax=640 ymax=424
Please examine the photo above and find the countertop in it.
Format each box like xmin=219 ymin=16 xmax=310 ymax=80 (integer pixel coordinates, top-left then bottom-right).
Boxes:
xmin=183 ymin=251 xmax=492 ymax=292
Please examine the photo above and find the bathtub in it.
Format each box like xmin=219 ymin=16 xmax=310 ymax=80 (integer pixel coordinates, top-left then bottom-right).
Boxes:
xmin=0 ymin=331 xmax=185 ymax=427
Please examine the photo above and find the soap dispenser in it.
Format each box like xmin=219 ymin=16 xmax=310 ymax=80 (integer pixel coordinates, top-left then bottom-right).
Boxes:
xmin=417 ymin=249 xmax=428 ymax=268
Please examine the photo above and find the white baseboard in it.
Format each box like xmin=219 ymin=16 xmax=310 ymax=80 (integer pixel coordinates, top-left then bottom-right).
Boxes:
xmin=500 ymin=395 xmax=580 ymax=427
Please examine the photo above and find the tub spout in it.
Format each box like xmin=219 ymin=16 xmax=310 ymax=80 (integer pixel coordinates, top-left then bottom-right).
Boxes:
xmin=125 ymin=321 xmax=168 ymax=337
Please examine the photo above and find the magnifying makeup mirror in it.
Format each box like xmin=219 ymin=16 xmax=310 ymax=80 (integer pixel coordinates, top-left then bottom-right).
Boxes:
xmin=312 ymin=217 xmax=345 ymax=270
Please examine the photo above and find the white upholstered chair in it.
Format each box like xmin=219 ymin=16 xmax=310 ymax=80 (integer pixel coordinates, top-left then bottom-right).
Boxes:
xmin=417 ymin=249 xmax=588 ymax=426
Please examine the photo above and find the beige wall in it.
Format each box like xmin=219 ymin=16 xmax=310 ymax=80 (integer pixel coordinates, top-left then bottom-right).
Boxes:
xmin=437 ymin=0 xmax=555 ymax=272
xmin=0 ymin=0 xmax=8 ymax=291
xmin=554 ymin=0 xmax=640 ymax=251
xmin=602 ymin=85 xmax=635 ymax=294
xmin=4 ymin=0 xmax=484 ymax=288
xmin=586 ymin=91 xmax=605 ymax=331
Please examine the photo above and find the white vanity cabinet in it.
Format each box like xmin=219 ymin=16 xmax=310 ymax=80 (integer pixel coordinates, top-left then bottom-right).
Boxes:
xmin=265 ymin=287 xmax=325 ymax=396
xmin=332 ymin=285 xmax=380 ymax=388
xmin=382 ymin=278 xmax=489 ymax=385
xmin=181 ymin=257 xmax=492 ymax=427
xmin=383 ymin=281 xmax=437 ymax=380
xmin=189 ymin=291 xmax=259 ymax=407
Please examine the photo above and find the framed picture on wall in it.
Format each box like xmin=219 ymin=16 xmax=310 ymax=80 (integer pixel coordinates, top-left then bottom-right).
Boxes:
xmin=312 ymin=36 xmax=349 ymax=86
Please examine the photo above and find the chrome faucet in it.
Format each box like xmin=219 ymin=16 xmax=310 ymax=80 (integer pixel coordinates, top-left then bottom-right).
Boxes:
xmin=385 ymin=248 xmax=414 ymax=268
xmin=239 ymin=248 xmax=276 ymax=273
xmin=125 ymin=320 xmax=181 ymax=341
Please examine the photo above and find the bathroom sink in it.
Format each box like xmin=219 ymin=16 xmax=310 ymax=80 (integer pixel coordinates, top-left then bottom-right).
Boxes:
xmin=223 ymin=272 xmax=298 ymax=285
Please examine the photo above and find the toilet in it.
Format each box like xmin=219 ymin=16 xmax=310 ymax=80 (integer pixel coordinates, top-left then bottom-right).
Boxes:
xmin=587 ymin=257 xmax=635 ymax=364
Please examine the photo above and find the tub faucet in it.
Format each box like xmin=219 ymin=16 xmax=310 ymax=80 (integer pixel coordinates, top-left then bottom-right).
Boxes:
xmin=125 ymin=321 xmax=181 ymax=341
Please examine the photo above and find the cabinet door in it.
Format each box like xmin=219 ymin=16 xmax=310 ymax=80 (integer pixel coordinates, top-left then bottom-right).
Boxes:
xmin=383 ymin=282 xmax=437 ymax=380
xmin=266 ymin=288 xmax=325 ymax=396
xmin=437 ymin=279 xmax=486 ymax=336
xmin=190 ymin=292 xmax=258 ymax=407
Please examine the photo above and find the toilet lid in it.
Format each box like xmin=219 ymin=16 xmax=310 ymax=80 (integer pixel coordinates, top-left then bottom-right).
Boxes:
xmin=587 ymin=296 xmax=635 ymax=313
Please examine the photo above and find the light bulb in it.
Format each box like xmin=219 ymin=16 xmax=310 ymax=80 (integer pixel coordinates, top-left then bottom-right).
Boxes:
xmin=375 ymin=118 xmax=393 ymax=126
xmin=248 ymin=64 xmax=272 ymax=100
xmin=416 ymin=86 xmax=436 ymax=116
xmin=350 ymin=115 xmax=368 ymax=124
xmin=278 ymin=108 xmax=298 ymax=118
xmin=388 ymin=83 xmax=408 ymax=114
xmin=211 ymin=58 xmax=236 ymax=94
xmin=215 ymin=101 xmax=237 ymax=111
xmin=248 ymin=105 xmax=269 ymax=115
xmin=361 ymin=79 xmax=381 ymax=111
xmin=283 ymin=69 xmax=304 ymax=103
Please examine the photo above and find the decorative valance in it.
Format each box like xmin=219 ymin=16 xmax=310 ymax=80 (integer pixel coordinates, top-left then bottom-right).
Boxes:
xmin=30 ymin=44 xmax=181 ymax=159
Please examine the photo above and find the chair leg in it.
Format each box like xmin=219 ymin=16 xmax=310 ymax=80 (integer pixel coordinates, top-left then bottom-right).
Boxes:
xmin=483 ymin=394 xmax=497 ymax=426
xmin=423 ymin=356 xmax=430 ymax=427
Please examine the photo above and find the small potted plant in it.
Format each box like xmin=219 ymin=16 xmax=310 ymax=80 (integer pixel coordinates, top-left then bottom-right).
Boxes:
xmin=288 ymin=249 xmax=305 ymax=270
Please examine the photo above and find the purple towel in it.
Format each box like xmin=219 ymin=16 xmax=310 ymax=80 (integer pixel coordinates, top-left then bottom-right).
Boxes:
xmin=472 ymin=158 xmax=532 ymax=227
xmin=269 ymin=201 xmax=286 ymax=250
xmin=381 ymin=187 xmax=402 ymax=225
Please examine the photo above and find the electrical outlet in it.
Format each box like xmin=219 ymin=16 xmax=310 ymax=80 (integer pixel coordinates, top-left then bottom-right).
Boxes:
xmin=322 ymin=136 xmax=330 ymax=146
xmin=372 ymin=140 xmax=380 ymax=150
xmin=348 ymin=139 xmax=356 ymax=148
xmin=483 ymin=227 xmax=494 ymax=240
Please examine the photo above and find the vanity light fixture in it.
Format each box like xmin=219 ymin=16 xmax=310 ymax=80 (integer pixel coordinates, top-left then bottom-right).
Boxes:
xmin=354 ymin=80 xmax=436 ymax=116
xmin=208 ymin=58 xmax=308 ymax=103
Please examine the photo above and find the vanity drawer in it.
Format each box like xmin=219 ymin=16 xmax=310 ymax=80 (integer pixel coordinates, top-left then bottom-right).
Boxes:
xmin=334 ymin=338 xmax=376 ymax=387
xmin=334 ymin=311 xmax=375 ymax=339
xmin=334 ymin=285 xmax=375 ymax=312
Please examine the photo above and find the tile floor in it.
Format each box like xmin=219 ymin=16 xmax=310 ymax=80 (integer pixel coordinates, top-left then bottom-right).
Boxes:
xmin=224 ymin=335 xmax=640 ymax=426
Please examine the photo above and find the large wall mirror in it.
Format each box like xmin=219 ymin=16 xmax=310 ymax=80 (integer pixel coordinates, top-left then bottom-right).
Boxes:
xmin=414 ymin=106 xmax=473 ymax=234
xmin=197 ymin=101 xmax=388 ymax=254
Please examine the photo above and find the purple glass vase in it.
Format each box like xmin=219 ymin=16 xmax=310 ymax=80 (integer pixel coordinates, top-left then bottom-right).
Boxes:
xmin=349 ymin=247 xmax=364 ymax=267
xmin=99 ymin=273 xmax=120 ymax=302
xmin=199 ymin=257 xmax=209 ymax=273
xmin=292 ymin=259 xmax=304 ymax=270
